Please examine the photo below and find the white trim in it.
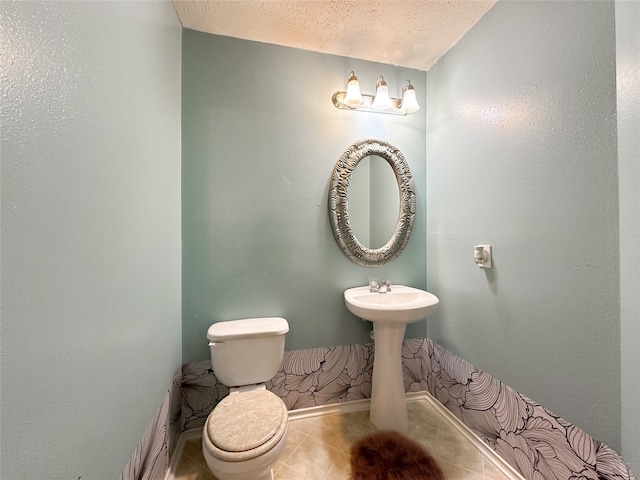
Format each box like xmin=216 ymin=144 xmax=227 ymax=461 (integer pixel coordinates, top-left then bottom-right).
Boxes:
xmin=164 ymin=429 xmax=202 ymax=480
xmin=167 ymin=392 xmax=524 ymax=480
xmin=287 ymin=397 xmax=372 ymax=421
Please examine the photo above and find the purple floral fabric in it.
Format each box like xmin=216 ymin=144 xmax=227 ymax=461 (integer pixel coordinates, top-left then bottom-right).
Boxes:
xmin=121 ymin=369 xmax=182 ymax=480
xmin=177 ymin=338 xmax=636 ymax=480
xmin=270 ymin=344 xmax=374 ymax=409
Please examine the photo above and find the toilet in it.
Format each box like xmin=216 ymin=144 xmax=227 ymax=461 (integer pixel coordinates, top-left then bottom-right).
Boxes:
xmin=202 ymin=317 xmax=290 ymax=480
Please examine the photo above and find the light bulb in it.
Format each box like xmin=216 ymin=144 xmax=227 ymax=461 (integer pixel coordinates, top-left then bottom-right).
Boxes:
xmin=372 ymin=76 xmax=391 ymax=109
xmin=400 ymin=80 xmax=420 ymax=113
xmin=343 ymin=71 xmax=363 ymax=105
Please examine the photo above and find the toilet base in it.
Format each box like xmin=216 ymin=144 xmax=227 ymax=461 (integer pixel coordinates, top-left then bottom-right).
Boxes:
xmin=203 ymin=464 xmax=274 ymax=480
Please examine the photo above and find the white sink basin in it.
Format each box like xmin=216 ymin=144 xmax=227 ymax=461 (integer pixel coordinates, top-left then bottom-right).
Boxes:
xmin=344 ymin=285 xmax=439 ymax=324
xmin=344 ymin=284 xmax=439 ymax=433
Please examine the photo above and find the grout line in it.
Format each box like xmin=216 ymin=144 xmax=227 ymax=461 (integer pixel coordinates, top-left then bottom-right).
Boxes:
xmin=434 ymin=421 xmax=443 ymax=459
xmin=278 ymin=461 xmax=314 ymax=480
xmin=482 ymin=455 xmax=488 ymax=480
xmin=322 ymin=461 xmax=339 ymax=480
xmin=278 ymin=427 xmax=309 ymax=465
xmin=438 ymin=457 xmax=485 ymax=479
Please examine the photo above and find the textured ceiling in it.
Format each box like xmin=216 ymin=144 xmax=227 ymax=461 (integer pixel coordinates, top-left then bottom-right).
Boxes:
xmin=172 ymin=1 xmax=496 ymax=71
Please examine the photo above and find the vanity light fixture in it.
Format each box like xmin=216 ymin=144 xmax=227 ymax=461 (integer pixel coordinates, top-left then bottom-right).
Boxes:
xmin=332 ymin=72 xmax=420 ymax=116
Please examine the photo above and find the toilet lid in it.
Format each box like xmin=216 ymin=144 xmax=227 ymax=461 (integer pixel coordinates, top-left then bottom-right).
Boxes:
xmin=207 ymin=389 xmax=287 ymax=453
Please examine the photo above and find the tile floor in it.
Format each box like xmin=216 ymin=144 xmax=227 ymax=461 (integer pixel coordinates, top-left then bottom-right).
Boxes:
xmin=168 ymin=395 xmax=519 ymax=480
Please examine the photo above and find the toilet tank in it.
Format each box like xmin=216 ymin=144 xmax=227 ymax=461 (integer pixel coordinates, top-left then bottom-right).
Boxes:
xmin=207 ymin=317 xmax=289 ymax=387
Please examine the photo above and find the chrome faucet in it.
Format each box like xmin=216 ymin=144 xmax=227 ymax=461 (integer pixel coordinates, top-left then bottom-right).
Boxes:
xmin=370 ymin=279 xmax=391 ymax=293
xmin=379 ymin=279 xmax=391 ymax=293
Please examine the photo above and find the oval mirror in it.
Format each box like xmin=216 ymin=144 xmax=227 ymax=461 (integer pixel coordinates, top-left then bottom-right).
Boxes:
xmin=328 ymin=138 xmax=416 ymax=267
xmin=349 ymin=155 xmax=400 ymax=249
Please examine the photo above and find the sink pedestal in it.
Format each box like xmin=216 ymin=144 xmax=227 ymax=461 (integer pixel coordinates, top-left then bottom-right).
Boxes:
xmin=370 ymin=322 xmax=408 ymax=434
xmin=343 ymin=285 xmax=439 ymax=435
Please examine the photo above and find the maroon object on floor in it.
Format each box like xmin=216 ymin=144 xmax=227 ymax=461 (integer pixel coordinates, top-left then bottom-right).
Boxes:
xmin=349 ymin=430 xmax=445 ymax=480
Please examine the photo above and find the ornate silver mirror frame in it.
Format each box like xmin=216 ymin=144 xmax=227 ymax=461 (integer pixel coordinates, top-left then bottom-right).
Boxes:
xmin=328 ymin=138 xmax=416 ymax=267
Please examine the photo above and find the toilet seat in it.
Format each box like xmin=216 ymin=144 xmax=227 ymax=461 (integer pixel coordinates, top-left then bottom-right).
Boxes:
xmin=203 ymin=389 xmax=288 ymax=462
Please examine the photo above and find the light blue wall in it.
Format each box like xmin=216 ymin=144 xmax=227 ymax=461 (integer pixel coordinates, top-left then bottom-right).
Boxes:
xmin=616 ymin=0 xmax=640 ymax=472
xmin=426 ymin=0 xmax=622 ymax=454
xmin=0 ymin=2 xmax=182 ymax=478
xmin=182 ymin=31 xmax=427 ymax=363
xmin=2 ymin=1 xmax=635 ymax=475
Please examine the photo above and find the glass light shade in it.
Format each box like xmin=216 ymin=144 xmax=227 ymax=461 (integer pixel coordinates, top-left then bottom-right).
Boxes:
xmin=400 ymin=84 xmax=420 ymax=113
xmin=343 ymin=72 xmax=363 ymax=105
xmin=372 ymin=77 xmax=391 ymax=109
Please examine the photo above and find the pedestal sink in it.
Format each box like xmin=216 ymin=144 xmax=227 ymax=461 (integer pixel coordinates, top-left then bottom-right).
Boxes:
xmin=344 ymin=285 xmax=439 ymax=434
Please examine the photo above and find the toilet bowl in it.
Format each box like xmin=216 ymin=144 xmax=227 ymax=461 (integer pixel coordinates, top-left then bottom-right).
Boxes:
xmin=202 ymin=317 xmax=289 ymax=480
